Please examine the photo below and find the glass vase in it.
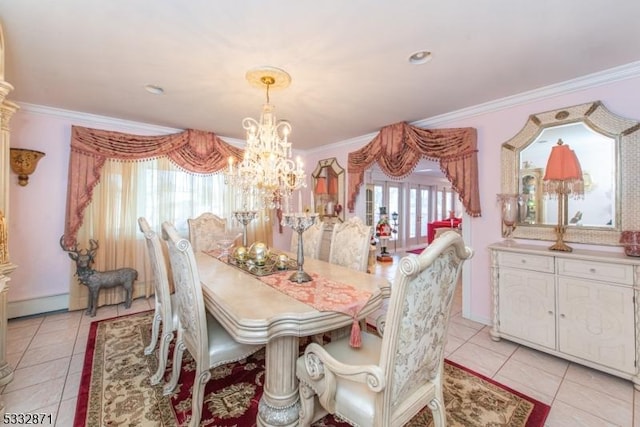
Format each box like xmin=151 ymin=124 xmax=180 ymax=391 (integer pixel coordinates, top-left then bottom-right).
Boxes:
xmin=497 ymin=194 xmax=520 ymax=244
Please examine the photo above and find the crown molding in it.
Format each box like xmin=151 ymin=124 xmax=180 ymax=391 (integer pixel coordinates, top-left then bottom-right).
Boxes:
xmin=16 ymin=103 xmax=184 ymax=135
xmin=16 ymin=61 xmax=640 ymax=149
xmin=413 ymin=61 xmax=640 ymax=128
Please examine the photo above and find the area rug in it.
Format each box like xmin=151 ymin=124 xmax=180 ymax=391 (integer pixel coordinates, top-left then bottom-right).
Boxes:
xmin=75 ymin=311 xmax=550 ymax=427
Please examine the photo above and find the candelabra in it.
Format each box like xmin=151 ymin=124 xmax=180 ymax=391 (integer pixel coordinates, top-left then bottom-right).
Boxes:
xmin=233 ymin=210 xmax=258 ymax=247
xmin=282 ymin=213 xmax=318 ymax=283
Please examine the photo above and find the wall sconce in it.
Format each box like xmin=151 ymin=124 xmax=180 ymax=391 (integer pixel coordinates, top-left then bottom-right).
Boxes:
xmin=9 ymin=148 xmax=46 ymax=186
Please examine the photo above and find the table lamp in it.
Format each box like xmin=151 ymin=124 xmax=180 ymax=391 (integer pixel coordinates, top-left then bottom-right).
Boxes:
xmin=314 ymin=177 xmax=327 ymax=214
xmin=543 ymin=139 xmax=584 ymax=252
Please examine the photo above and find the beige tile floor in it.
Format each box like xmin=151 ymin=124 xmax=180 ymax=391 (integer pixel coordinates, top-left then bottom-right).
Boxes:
xmin=2 ymin=252 xmax=639 ymax=426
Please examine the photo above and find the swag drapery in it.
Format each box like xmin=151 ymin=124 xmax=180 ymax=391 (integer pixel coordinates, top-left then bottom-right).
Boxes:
xmin=63 ymin=126 xmax=253 ymax=312
xmin=63 ymin=126 xmax=243 ymax=248
xmin=347 ymin=122 xmax=482 ymax=217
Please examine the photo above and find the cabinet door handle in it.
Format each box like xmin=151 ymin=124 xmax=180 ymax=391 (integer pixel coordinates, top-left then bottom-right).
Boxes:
xmin=521 ymin=259 xmax=526 ymax=264
xmin=589 ymin=268 xmax=596 ymax=273
xmin=547 ymin=310 xmax=553 ymax=315
xmin=560 ymin=314 xmax=566 ymax=318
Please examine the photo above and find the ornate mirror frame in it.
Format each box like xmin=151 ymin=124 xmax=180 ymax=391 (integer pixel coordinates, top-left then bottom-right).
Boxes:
xmin=312 ymin=157 xmax=345 ymax=222
xmin=501 ymin=101 xmax=640 ymax=246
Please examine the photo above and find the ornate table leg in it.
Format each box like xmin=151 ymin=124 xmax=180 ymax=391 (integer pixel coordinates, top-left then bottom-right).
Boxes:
xmin=257 ymin=336 xmax=301 ymax=427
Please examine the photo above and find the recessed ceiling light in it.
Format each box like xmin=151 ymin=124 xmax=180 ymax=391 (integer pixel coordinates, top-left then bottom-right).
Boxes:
xmin=408 ymin=50 xmax=432 ymax=65
xmin=144 ymin=84 xmax=164 ymax=95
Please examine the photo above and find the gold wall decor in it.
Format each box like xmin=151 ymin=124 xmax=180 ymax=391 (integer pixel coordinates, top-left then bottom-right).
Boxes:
xmin=9 ymin=148 xmax=45 ymax=186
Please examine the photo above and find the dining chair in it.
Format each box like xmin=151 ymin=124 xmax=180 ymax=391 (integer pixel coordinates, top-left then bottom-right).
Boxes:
xmin=434 ymin=226 xmax=461 ymax=240
xmin=328 ymin=216 xmax=371 ymax=272
xmin=187 ymin=212 xmax=227 ymax=252
xmin=161 ymin=221 xmax=263 ymax=427
xmin=138 ymin=217 xmax=178 ymax=386
xmin=290 ymin=219 xmax=324 ymax=260
xmin=296 ymin=231 xmax=473 ymax=427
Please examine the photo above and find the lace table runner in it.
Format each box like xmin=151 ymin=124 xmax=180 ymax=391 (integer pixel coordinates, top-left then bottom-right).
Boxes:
xmin=203 ymin=250 xmax=371 ymax=347
xmin=259 ymin=271 xmax=372 ymax=347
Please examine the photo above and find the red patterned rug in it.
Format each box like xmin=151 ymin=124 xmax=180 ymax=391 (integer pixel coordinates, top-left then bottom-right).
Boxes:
xmin=75 ymin=311 xmax=549 ymax=427
xmin=407 ymin=248 xmax=426 ymax=255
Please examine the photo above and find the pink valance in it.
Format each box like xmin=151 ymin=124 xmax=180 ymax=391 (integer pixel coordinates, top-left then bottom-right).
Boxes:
xmin=347 ymin=122 xmax=481 ymax=217
xmin=63 ymin=126 xmax=243 ymax=247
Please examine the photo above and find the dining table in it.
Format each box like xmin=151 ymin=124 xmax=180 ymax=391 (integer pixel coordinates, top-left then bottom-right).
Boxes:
xmin=195 ymin=250 xmax=391 ymax=427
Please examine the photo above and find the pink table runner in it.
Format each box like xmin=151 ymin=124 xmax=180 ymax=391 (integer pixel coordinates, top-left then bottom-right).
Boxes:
xmin=259 ymin=271 xmax=372 ymax=348
xmin=203 ymin=250 xmax=371 ymax=347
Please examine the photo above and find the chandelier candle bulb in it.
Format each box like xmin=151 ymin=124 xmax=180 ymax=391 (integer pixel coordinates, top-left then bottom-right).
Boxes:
xmin=224 ymin=66 xmax=305 ymax=211
xmin=298 ymin=191 xmax=302 ymax=213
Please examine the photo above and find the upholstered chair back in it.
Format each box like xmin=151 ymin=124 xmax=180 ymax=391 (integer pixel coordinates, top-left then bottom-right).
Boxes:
xmin=138 ymin=217 xmax=177 ymax=385
xmin=187 ymin=212 xmax=227 ymax=253
xmin=328 ymin=216 xmax=371 ymax=272
xmin=138 ymin=217 xmax=172 ymax=318
xmin=290 ymin=220 xmax=324 ymax=260
xmin=296 ymin=230 xmax=473 ymax=426
xmin=162 ymin=221 xmax=262 ymax=426
xmin=162 ymin=221 xmax=210 ymax=369
xmin=382 ymin=230 xmax=471 ymax=413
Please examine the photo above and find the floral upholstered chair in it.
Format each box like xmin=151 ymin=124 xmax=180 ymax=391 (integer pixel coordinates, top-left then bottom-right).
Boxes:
xmin=328 ymin=217 xmax=371 ymax=272
xmin=296 ymin=231 xmax=473 ymax=426
xmin=290 ymin=220 xmax=324 ymax=260
xmin=162 ymin=221 xmax=262 ymax=427
xmin=138 ymin=217 xmax=179 ymax=386
xmin=187 ymin=212 xmax=227 ymax=253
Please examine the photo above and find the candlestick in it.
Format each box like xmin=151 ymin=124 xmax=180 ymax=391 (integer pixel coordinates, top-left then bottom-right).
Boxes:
xmin=233 ymin=210 xmax=258 ymax=247
xmin=282 ymin=213 xmax=318 ymax=283
xmin=298 ymin=191 xmax=302 ymax=213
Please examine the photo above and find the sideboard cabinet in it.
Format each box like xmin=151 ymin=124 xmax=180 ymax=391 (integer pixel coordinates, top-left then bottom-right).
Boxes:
xmin=489 ymin=242 xmax=640 ymax=389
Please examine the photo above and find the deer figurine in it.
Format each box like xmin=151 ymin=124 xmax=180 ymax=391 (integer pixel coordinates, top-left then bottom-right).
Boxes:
xmin=60 ymin=236 xmax=138 ymax=317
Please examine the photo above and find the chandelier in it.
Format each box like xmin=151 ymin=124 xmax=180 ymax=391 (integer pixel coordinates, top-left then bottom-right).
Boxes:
xmin=225 ymin=67 xmax=305 ymax=211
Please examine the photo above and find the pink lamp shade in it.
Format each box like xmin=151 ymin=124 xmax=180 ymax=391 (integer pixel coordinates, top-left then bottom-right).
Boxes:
xmin=543 ymin=139 xmax=584 ymax=196
xmin=315 ymin=177 xmax=327 ymax=195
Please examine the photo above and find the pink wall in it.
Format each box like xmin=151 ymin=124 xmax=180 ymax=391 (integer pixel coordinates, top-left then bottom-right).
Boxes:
xmin=7 ymin=74 xmax=640 ymax=321
xmin=293 ymin=76 xmax=640 ymax=324
xmin=7 ymin=111 xmax=178 ymax=311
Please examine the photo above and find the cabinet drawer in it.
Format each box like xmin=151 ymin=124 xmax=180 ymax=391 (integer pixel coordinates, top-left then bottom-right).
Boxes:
xmin=557 ymin=258 xmax=634 ymax=285
xmin=498 ymin=252 xmax=554 ymax=273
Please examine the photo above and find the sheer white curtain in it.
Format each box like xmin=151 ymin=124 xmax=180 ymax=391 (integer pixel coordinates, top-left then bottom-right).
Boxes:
xmin=69 ymin=157 xmax=273 ymax=311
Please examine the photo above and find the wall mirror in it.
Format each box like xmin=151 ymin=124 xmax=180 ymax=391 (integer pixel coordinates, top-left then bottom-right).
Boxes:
xmin=312 ymin=157 xmax=345 ymax=222
xmin=501 ymin=101 xmax=640 ymax=246
xmin=519 ymin=122 xmax=616 ymax=228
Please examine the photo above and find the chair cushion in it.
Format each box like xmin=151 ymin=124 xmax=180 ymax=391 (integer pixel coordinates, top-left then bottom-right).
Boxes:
xmin=206 ymin=312 xmax=260 ymax=367
xmin=297 ymin=332 xmax=382 ymax=426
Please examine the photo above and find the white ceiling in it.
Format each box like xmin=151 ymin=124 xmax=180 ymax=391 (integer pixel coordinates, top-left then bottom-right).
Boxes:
xmin=1 ymin=1 xmax=640 ymax=151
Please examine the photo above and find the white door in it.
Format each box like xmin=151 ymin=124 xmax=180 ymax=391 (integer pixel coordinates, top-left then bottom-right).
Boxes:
xmin=407 ymin=185 xmax=430 ymax=247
